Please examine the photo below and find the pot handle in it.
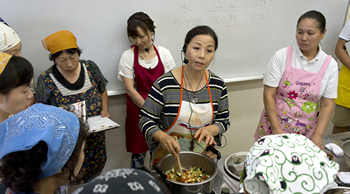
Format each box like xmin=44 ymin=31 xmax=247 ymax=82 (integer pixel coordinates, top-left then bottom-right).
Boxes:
xmin=152 ymin=164 xmax=169 ymax=185
xmin=141 ymin=166 xmax=153 ymax=174
xmin=206 ymin=146 xmax=221 ymax=160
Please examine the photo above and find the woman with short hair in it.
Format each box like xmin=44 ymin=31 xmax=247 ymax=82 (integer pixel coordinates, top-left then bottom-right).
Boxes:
xmin=0 ymin=52 xmax=33 ymax=123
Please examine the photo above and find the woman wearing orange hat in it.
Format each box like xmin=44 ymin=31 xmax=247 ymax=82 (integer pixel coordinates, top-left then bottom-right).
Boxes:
xmin=36 ymin=30 xmax=109 ymax=183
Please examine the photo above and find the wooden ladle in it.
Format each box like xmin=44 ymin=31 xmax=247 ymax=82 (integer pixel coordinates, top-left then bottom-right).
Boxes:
xmin=173 ymin=136 xmax=183 ymax=182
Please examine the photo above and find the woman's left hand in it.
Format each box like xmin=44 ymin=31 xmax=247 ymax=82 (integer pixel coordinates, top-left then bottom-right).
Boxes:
xmin=194 ymin=126 xmax=217 ymax=146
xmin=311 ymin=134 xmax=324 ymax=150
xmin=101 ymin=110 xmax=111 ymax=118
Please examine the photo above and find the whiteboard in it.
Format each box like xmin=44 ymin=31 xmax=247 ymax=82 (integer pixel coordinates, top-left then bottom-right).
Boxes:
xmin=1 ymin=0 xmax=348 ymax=95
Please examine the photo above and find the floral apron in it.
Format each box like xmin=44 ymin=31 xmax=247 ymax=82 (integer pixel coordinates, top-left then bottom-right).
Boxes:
xmin=152 ymin=65 xmax=214 ymax=165
xmin=47 ymin=63 xmax=106 ymax=182
xmin=255 ymin=46 xmax=332 ymax=140
xmin=125 ymin=45 xmax=164 ymax=153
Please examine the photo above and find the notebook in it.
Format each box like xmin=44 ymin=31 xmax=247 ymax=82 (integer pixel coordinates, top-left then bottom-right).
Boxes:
xmin=60 ymin=101 xmax=120 ymax=133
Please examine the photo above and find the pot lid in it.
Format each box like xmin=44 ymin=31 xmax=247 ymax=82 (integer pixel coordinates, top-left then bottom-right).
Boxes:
xmin=224 ymin=152 xmax=248 ymax=180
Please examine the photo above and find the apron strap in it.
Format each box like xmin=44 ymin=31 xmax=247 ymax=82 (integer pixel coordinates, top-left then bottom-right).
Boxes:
xmin=164 ymin=66 xmax=185 ymax=132
xmin=204 ymin=71 xmax=214 ymax=124
xmin=286 ymin=46 xmax=294 ymax=69
xmin=317 ymin=55 xmax=332 ymax=77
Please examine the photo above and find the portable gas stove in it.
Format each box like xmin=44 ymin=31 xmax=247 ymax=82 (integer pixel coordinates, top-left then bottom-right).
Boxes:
xmin=212 ymin=154 xmax=243 ymax=194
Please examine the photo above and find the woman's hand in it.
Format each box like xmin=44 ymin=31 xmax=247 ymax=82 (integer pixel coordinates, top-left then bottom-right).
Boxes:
xmin=311 ymin=134 xmax=324 ymax=150
xmin=310 ymin=97 xmax=333 ymax=150
xmin=155 ymin=132 xmax=180 ymax=157
xmin=194 ymin=126 xmax=218 ymax=146
xmin=263 ymin=85 xmax=285 ymax=135
xmin=272 ymin=126 xmax=286 ymax=135
xmin=100 ymin=89 xmax=110 ymax=118
xmin=100 ymin=110 xmax=110 ymax=118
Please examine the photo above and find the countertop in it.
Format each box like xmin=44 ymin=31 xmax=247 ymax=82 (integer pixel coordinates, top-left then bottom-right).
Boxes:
xmin=323 ymin=131 xmax=350 ymax=172
xmin=322 ymin=131 xmax=350 ymax=187
xmin=213 ymin=132 xmax=350 ymax=194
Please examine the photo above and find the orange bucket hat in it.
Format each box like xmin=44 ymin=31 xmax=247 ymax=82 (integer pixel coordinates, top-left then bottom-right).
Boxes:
xmin=41 ymin=30 xmax=77 ymax=54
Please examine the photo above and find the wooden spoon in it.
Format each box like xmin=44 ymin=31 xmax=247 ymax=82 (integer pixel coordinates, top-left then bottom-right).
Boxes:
xmin=173 ymin=136 xmax=183 ymax=182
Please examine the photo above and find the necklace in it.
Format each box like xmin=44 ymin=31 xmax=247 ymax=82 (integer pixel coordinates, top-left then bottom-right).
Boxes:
xmin=138 ymin=53 xmax=144 ymax=59
xmin=184 ymin=70 xmax=204 ymax=104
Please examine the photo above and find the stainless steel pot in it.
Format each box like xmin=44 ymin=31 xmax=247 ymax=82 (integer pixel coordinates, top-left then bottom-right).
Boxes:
xmin=154 ymin=147 xmax=220 ymax=194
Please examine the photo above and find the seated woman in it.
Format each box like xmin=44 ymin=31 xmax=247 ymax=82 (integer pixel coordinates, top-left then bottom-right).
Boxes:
xmin=242 ymin=133 xmax=339 ymax=194
xmin=0 ymin=52 xmax=33 ymax=123
xmin=0 ymin=103 xmax=88 ymax=194
xmin=139 ymin=25 xmax=230 ymax=165
xmin=36 ymin=30 xmax=109 ymax=182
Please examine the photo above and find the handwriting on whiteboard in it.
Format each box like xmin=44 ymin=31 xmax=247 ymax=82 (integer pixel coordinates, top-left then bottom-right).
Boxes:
xmin=169 ymin=0 xmax=272 ymax=29
xmin=171 ymin=16 xmax=203 ymax=29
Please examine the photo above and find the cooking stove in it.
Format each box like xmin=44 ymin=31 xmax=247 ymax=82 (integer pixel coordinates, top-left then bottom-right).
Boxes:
xmin=212 ymin=155 xmax=241 ymax=194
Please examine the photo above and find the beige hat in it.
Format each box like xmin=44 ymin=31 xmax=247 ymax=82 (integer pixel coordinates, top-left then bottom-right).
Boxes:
xmin=0 ymin=23 xmax=21 ymax=52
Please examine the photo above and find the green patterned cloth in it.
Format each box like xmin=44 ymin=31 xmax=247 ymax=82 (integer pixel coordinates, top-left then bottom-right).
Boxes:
xmin=244 ymin=134 xmax=339 ymax=194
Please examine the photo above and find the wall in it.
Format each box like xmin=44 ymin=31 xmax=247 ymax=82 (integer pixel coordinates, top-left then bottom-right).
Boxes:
xmin=1 ymin=0 xmax=348 ymax=95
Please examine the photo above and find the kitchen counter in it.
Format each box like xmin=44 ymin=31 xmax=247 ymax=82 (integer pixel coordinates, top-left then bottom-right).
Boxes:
xmin=322 ymin=132 xmax=350 ymax=173
xmin=212 ymin=132 xmax=350 ymax=194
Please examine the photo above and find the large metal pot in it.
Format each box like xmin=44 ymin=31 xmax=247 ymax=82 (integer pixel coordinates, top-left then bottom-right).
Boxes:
xmin=154 ymin=147 xmax=220 ymax=194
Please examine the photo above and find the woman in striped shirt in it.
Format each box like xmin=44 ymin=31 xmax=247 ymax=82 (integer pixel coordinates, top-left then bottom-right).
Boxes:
xmin=139 ymin=26 xmax=230 ymax=164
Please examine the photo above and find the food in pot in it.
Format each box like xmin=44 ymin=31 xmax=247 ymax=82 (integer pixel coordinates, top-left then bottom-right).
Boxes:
xmin=165 ymin=166 xmax=210 ymax=183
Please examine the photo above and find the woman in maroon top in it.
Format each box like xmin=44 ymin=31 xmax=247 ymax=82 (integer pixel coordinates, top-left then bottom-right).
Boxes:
xmin=118 ymin=12 xmax=175 ymax=169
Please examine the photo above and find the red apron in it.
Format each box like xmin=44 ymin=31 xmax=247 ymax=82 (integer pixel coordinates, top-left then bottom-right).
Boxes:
xmin=125 ymin=45 xmax=165 ymax=153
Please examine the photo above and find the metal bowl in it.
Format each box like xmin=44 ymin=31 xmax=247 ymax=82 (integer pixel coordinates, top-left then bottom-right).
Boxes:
xmin=322 ymin=186 xmax=350 ymax=194
xmin=224 ymin=152 xmax=248 ymax=180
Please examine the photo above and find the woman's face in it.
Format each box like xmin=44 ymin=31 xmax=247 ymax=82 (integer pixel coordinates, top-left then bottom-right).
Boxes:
xmin=73 ymin=141 xmax=85 ymax=178
xmin=296 ymin=18 xmax=326 ymax=54
xmin=4 ymin=42 xmax=22 ymax=57
xmin=54 ymin=51 xmax=80 ymax=74
xmin=130 ymin=27 xmax=152 ymax=51
xmin=185 ymin=34 xmax=215 ymax=71
xmin=0 ymin=85 xmax=33 ymax=115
